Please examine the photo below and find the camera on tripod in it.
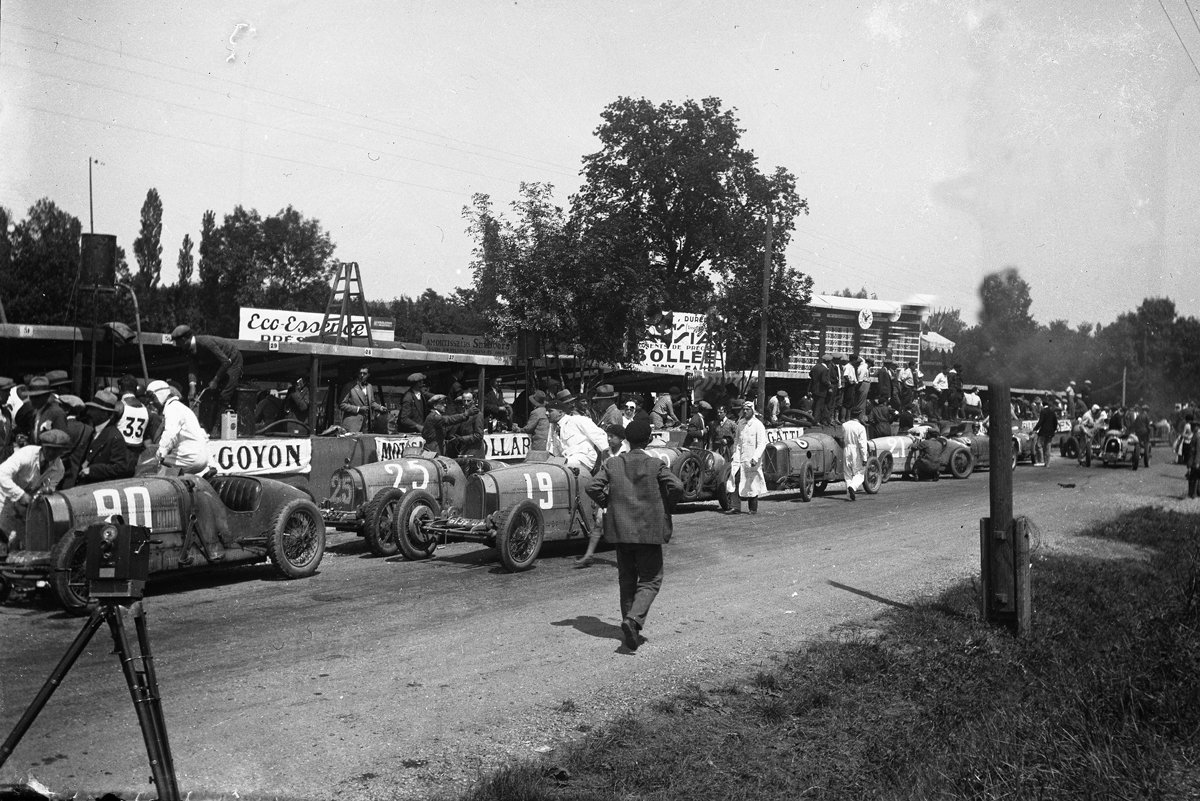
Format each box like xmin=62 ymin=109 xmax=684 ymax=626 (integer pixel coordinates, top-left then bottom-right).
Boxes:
xmin=84 ymin=517 xmax=150 ymax=600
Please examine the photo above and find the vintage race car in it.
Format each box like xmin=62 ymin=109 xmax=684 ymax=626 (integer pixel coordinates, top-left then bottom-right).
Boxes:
xmin=762 ymin=427 xmax=883 ymax=500
xmin=869 ymin=428 xmax=974 ymax=480
xmin=948 ymin=427 xmax=1034 ymax=471
xmin=645 ymin=446 xmax=729 ymax=508
xmin=1081 ymin=429 xmax=1141 ymax=470
xmin=1 ymin=475 xmax=325 ymax=614
xmin=318 ymin=448 xmax=508 ymax=558
xmin=400 ymin=456 xmax=598 ymax=571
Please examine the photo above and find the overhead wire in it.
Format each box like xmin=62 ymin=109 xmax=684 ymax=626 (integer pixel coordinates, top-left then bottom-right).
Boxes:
xmin=3 ymin=59 xmax=544 ymax=188
xmin=6 ymin=24 xmax=580 ymax=176
xmin=1158 ymin=0 xmax=1200 ymax=78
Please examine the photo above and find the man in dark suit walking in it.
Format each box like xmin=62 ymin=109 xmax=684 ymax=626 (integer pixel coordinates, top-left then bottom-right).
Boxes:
xmin=586 ymin=418 xmax=684 ymax=652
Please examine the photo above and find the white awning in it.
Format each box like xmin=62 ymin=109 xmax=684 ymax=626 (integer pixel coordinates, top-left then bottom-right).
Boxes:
xmin=920 ymin=331 xmax=956 ymax=353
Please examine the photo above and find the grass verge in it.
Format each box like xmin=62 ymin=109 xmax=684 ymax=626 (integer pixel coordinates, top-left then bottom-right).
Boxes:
xmin=454 ymin=507 xmax=1200 ymax=800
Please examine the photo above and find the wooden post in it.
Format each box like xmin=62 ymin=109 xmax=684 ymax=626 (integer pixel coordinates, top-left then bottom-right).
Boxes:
xmin=308 ymin=355 xmax=320 ymax=435
xmin=980 ymin=382 xmax=1030 ymax=635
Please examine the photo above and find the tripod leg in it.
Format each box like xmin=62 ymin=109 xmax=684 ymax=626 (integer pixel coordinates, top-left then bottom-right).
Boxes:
xmin=106 ymin=604 xmax=180 ymax=801
xmin=0 ymin=605 xmax=106 ymax=769
xmin=131 ymin=602 xmax=180 ymax=798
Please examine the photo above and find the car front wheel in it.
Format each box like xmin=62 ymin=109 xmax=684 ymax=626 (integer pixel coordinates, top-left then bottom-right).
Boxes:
xmin=948 ymin=448 xmax=974 ymax=479
xmin=395 ymin=489 xmax=440 ymax=561
xmin=49 ymin=532 xmax=90 ymax=616
xmin=363 ymin=488 xmax=405 ymax=557
xmin=268 ymin=498 xmax=326 ymax=579
xmin=494 ymin=499 xmax=544 ymax=572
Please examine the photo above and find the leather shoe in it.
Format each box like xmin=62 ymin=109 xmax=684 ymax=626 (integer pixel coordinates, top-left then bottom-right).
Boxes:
xmin=847 ymin=485 xmax=856 ymax=501
xmin=621 ymin=619 xmax=640 ymax=651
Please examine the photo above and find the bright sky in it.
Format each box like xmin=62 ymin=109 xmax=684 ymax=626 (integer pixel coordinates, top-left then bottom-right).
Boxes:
xmin=3 ymin=0 xmax=1199 ymax=328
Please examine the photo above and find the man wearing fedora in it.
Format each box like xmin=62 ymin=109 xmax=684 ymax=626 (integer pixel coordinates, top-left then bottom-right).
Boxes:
xmin=398 ymin=373 xmax=429 ymax=434
xmin=0 ymin=428 xmax=71 ymax=553
xmin=340 ymin=365 xmax=388 ymax=433
xmin=75 ymin=390 xmax=135 ymax=485
xmin=521 ymin=390 xmax=551 ymax=451
xmin=593 ymin=384 xmax=623 ymax=430
xmin=171 ymin=324 xmax=243 ymax=431
xmin=19 ymin=375 xmax=68 ymax=444
xmin=57 ymin=394 xmax=94 ymax=489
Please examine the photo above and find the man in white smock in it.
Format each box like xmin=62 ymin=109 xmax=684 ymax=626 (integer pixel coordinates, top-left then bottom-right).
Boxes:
xmin=725 ymin=401 xmax=767 ymax=515
xmin=842 ymin=413 xmax=869 ymax=501
xmin=149 ymin=380 xmax=210 ymax=476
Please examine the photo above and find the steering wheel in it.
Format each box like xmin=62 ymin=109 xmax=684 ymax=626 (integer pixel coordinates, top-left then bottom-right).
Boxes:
xmin=779 ymin=409 xmax=817 ymax=427
xmin=254 ymin=419 xmax=311 ymax=436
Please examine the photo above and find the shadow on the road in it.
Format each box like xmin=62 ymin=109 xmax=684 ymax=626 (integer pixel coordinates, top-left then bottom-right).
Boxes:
xmin=551 ymin=614 xmax=623 ymax=642
xmin=325 ymin=537 xmax=372 ymax=557
xmin=827 ymin=580 xmax=913 ymax=610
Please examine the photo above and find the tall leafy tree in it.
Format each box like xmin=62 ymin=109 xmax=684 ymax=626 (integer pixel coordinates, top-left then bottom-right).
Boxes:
xmin=132 ymin=188 xmax=163 ymax=291
xmin=575 ymin=96 xmax=807 ymax=313
xmin=4 ymin=199 xmax=82 ymax=325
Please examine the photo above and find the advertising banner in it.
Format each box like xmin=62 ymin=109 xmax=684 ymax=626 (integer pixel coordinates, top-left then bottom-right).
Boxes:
xmin=208 ymin=438 xmax=312 ymax=476
xmin=375 ymin=436 xmax=426 ymax=461
xmin=239 ymin=307 xmax=395 ymax=343
xmin=636 ymin=312 xmax=722 ymax=374
xmin=420 ymin=332 xmax=512 ymax=358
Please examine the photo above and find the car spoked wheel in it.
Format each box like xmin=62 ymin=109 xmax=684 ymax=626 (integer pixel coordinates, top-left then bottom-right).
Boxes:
xmin=494 ymin=499 xmax=544 ymax=572
xmin=676 ymin=454 xmax=703 ymax=502
xmin=395 ymin=489 xmax=439 ymax=561
xmin=948 ymin=448 xmax=973 ymax=479
xmin=863 ymin=457 xmax=882 ymax=494
xmin=878 ymin=453 xmax=894 ymax=483
xmin=364 ymin=488 xmax=406 ymax=557
xmin=268 ymin=498 xmax=327 ymax=578
xmin=49 ymin=531 xmax=89 ymax=616
xmin=797 ymin=463 xmax=815 ymax=502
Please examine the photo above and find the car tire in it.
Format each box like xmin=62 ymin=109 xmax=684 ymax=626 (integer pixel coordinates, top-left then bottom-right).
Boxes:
xmin=948 ymin=448 xmax=974 ymax=479
xmin=267 ymin=498 xmax=326 ymax=579
xmin=676 ymin=454 xmax=703 ymax=502
xmin=395 ymin=489 xmax=440 ymax=561
xmin=363 ymin=488 xmax=405 ymax=557
xmin=863 ymin=457 xmax=882 ymax=495
xmin=716 ymin=483 xmax=731 ymax=511
xmin=494 ymin=499 xmax=544 ymax=572
xmin=878 ymin=453 xmax=894 ymax=483
xmin=797 ymin=463 xmax=814 ymax=502
xmin=49 ymin=531 xmax=90 ymax=616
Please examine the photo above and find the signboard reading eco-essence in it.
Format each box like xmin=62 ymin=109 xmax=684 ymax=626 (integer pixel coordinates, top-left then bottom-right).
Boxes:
xmin=239 ymin=307 xmax=395 ymax=343
xmin=636 ymin=311 xmax=723 ymax=374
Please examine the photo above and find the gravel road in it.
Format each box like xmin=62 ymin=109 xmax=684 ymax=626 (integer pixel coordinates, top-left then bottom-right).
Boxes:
xmin=1 ymin=455 xmax=1190 ymax=799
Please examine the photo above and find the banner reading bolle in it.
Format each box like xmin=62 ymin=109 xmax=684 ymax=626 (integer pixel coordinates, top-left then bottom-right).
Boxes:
xmin=208 ymin=438 xmax=313 ymax=476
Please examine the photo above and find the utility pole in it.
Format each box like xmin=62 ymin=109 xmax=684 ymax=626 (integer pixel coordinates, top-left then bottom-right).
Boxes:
xmin=756 ymin=204 xmax=772 ymax=413
xmin=88 ymin=157 xmax=95 ymax=233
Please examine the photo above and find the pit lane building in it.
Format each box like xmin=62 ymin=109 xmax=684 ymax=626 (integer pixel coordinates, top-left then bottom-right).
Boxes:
xmin=787 ymin=294 xmax=935 ymax=374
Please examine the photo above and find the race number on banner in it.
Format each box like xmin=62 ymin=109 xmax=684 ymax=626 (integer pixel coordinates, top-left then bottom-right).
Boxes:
xmin=208 ymin=438 xmax=312 ymax=476
xmin=375 ymin=436 xmax=426 ymax=461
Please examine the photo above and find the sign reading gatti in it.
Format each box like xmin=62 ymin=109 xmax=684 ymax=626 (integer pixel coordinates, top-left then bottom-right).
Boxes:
xmin=208 ymin=439 xmax=312 ymax=476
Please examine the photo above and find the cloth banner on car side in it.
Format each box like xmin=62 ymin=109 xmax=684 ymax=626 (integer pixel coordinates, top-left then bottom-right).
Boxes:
xmin=208 ymin=438 xmax=312 ymax=475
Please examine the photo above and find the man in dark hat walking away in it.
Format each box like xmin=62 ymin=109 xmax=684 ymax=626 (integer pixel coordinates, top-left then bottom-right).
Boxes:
xmin=171 ymin=324 xmax=243 ymax=431
xmin=399 ymin=373 xmax=428 ymax=434
xmin=75 ymin=390 xmax=135 ymax=484
xmin=586 ymin=419 xmax=683 ymax=652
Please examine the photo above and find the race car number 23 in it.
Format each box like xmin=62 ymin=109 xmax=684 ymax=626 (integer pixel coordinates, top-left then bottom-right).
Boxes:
xmin=523 ymin=471 xmax=553 ymax=509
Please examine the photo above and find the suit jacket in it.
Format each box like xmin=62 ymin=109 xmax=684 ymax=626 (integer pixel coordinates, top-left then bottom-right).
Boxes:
xmin=77 ymin=424 xmax=135 ymax=484
xmin=340 ymin=382 xmax=384 ymax=433
xmin=62 ymin=418 xmax=94 ymax=489
xmin=587 ymin=449 xmax=683 ymax=545
xmin=809 ymin=361 xmax=831 ymax=397
xmin=876 ymin=368 xmax=893 ymax=405
xmin=398 ymin=389 xmax=426 ymax=433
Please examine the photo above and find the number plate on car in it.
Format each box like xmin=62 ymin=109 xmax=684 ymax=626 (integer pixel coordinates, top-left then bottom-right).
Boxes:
xmin=446 ymin=516 xmax=481 ymax=528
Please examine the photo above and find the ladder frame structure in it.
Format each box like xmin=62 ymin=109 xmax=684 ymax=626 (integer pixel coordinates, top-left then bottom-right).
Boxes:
xmin=319 ymin=261 xmax=376 ymax=348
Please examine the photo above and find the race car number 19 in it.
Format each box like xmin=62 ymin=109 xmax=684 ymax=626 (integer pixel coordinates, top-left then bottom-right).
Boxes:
xmin=523 ymin=472 xmax=554 ymax=509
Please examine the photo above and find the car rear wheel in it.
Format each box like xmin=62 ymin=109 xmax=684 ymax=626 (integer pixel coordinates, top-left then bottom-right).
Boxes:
xmin=395 ymin=489 xmax=440 ymax=561
xmin=676 ymin=454 xmax=703 ymax=502
xmin=495 ymin=499 xmax=544 ymax=572
xmin=863 ymin=457 xmax=882 ymax=495
xmin=878 ymin=453 xmax=894 ymax=483
xmin=268 ymin=498 xmax=326 ymax=579
xmin=948 ymin=448 xmax=974 ymax=479
xmin=49 ymin=532 xmax=89 ymax=616
xmin=797 ymin=463 xmax=814 ymax=502
xmin=363 ymin=488 xmax=405 ymax=557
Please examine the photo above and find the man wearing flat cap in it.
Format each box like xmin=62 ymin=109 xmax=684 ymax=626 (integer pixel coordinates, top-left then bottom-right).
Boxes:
xmin=75 ymin=390 xmax=135 ymax=485
xmin=592 ymin=384 xmax=623 ymax=430
xmin=650 ymin=387 xmax=682 ymax=429
xmin=809 ymin=354 xmax=833 ymax=426
xmin=766 ymin=390 xmax=790 ymax=426
xmin=171 ymin=324 xmax=243 ymax=432
xmin=398 ymin=373 xmax=428 ymax=434
xmin=340 ymin=365 xmax=388 ymax=433
xmin=683 ymin=400 xmax=712 ymax=448
xmin=521 ymin=390 xmax=551 ymax=451
xmin=0 ymin=428 xmax=71 ymax=553
xmin=422 ymin=393 xmax=477 ymax=456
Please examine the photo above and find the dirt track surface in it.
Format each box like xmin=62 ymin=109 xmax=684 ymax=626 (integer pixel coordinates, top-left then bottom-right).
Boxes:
xmin=1 ymin=456 xmax=1191 ymax=799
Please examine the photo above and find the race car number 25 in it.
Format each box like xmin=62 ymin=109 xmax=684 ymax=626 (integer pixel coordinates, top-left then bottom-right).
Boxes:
xmin=523 ymin=472 xmax=553 ymax=509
